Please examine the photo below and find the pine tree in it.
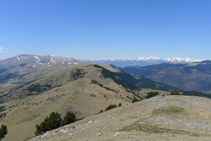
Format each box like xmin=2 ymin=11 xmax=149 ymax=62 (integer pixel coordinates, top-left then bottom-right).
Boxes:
xmin=0 ymin=125 xmax=7 ymax=140
xmin=35 ymin=112 xmax=62 ymax=136
xmin=63 ymin=112 xmax=76 ymax=125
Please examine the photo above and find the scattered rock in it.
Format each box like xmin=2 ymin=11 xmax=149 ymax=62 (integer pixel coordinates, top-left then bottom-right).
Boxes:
xmin=88 ymin=120 xmax=93 ymax=124
xmin=114 ymin=132 xmax=120 ymax=137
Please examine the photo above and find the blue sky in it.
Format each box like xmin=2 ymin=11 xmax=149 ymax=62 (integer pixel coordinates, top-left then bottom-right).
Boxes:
xmin=0 ymin=0 xmax=211 ymax=60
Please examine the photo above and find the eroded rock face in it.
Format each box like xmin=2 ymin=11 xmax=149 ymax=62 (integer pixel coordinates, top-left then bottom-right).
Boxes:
xmin=31 ymin=96 xmax=211 ymax=141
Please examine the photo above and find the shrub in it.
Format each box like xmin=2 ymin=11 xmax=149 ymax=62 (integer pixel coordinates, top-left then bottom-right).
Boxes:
xmin=96 ymin=110 xmax=104 ymax=115
xmin=105 ymin=104 xmax=117 ymax=111
xmin=63 ymin=112 xmax=76 ymax=125
xmin=0 ymin=125 xmax=7 ymax=140
xmin=146 ymin=92 xmax=159 ymax=99
xmin=35 ymin=112 xmax=62 ymax=136
xmin=27 ymin=84 xmax=52 ymax=93
xmin=118 ymin=103 xmax=122 ymax=107
xmin=132 ymin=96 xmax=140 ymax=103
xmin=170 ymin=91 xmax=181 ymax=95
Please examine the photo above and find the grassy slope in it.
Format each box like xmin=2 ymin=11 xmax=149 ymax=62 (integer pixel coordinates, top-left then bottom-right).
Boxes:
xmin=0 ymin=64 xmax=177 ymax=141
xmin=31 ymin=95 xmax=211 ymax=141
xmin=0 ymin=64 xmax=139 ymax=141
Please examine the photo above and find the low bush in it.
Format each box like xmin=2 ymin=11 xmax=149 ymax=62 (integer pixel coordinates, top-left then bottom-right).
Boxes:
xmin=146 ymin=92 xmax=159 ymax=99
xmin=132 ymin=96 xmax=140 ymax=103
xmin=98 ymin=110 xmax=104 ymax=114
xmin=170 ymin=91 xmax=181 ymax=95
xmin=0 ymin=125 xmax=7 ymax=140
xmin=105 ymin=104 xmax=117 ymax=111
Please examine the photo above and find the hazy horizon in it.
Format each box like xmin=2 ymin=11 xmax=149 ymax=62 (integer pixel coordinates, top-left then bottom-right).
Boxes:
xmin=0 ymin=53 xmax=207 ymax=62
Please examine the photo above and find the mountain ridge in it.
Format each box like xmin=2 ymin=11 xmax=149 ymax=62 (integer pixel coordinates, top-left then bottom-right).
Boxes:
xmin=123 ymin=61 xmax=211 ymax=94
xmin=0 ymin=54 xmax=81 ymax=96
xmin=84 ymin=57 xmax=205 ymax=67
xmin=0 ymin=64 xmax=177 ymax=103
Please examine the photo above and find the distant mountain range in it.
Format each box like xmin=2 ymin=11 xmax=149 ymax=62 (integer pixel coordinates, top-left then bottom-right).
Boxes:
xmin=1 ymin=54 xmax=210 ymax=96
xmin=0 ymin=54 xmax=77 ymax=68
xmin=0 ymin=54 xmax=80 ymax=95
xmin=83 ymin=57 xmax=205 ymax=67
xmin=123 ymin=60 xmax=211 ymax=94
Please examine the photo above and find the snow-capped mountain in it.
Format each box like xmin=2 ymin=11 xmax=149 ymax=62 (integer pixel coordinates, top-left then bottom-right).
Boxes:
xmin=0 ymin=54 xmax=80 ymax=91
xmin=0 ymin=54 xmax=78 ymax=68
xmin=84 ymin=57 xmax=205 ymax=67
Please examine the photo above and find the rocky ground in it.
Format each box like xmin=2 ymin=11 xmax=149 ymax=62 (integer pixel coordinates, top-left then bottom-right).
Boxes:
xmin=30 ymin=95 xmax=211 ymax=141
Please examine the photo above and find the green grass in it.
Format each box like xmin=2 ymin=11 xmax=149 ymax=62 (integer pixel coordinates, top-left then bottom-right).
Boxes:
xmin=152 ymin=106 xmax=186 ymax=115
xmin=121 ymin=122 xmax=198 ymax=136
